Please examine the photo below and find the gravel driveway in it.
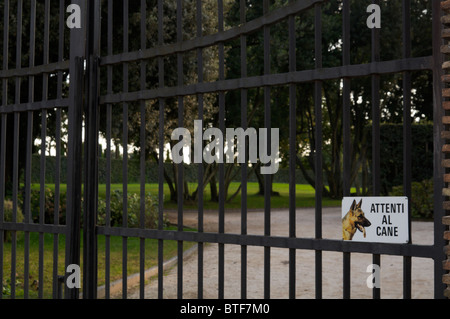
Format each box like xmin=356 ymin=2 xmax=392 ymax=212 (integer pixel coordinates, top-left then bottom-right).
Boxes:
xmin=124 ymin=207 xmax=435 ymax=299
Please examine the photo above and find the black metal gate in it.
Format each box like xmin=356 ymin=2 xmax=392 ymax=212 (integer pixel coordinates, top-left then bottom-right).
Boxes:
xmin=0 ymin=0 xmax=446 ymax=299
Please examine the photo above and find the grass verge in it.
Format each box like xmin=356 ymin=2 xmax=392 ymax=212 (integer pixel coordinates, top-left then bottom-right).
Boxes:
xmin=1 ymin=228 xmax=195 ymax=299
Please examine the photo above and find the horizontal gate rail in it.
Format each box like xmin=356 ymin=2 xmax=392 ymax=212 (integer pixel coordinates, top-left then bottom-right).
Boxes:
xmin=0 ymin=99 xmax=70 ymax=114
xmin=0 ymin=222 xmax=66 ymax=234
xmin=98 ymin=0 xmax=324 ymax=67
xmin=99 ymin=57 xmax=433 ymax=105
xmin=96 ymin=226 xmax=436 ymax=259
xmin=0 ymin=60 xmax=70 ymax=79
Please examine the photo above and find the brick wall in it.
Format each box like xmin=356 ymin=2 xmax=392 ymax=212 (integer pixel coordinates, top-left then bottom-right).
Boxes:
xmin=442 ymin=0 xmax=450 ymax=299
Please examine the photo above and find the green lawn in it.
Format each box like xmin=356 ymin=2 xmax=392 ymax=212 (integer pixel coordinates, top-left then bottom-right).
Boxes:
xmin=1 ymin=228 xmax=195 ymax=299
xmin=30 ymin=182 xmax=341 ymax=210
xmin=97 ymin=182 xmax=342 ymax=210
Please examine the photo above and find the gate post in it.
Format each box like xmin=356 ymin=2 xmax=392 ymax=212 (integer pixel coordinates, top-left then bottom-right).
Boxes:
xmin=65 ymin=0 xmax=87 ymax=299
xmin=83 ymin=0 xmax=101 ymax=299
xmin=64 ymin=56 xmax=84 ymax=299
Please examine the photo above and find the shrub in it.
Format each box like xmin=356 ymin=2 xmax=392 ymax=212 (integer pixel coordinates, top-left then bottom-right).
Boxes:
xmin=97 ymin=190 xmax=164 ymax=229
xmin=389 ymin=179 xmax=433 ymax=220
xmin=3 ymin=200 xmax=24 ymax=242
xmin=367 ymin=123 xmax=433 ymax=195
xmin=24 ymin=187 xmax=67 ymax=224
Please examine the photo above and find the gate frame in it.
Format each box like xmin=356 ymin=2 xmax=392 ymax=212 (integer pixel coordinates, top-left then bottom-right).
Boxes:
xmin=78 ymin=0 xmax=446 ymax=299
xmin=0 ymin=0 xmax=445 ymax=300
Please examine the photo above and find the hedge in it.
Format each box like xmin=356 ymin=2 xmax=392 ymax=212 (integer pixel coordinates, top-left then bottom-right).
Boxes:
xmin=31 ymin=155 xmax=313 ymax=185
xmin=367 ymin=123 xmax=433 ymax=195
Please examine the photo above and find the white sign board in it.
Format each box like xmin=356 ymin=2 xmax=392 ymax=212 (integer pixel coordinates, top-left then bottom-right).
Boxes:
xmin=342 ymin=197 xmax=409 ymax=244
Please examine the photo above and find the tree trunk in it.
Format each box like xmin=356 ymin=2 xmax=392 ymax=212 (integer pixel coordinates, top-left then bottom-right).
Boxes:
xmin=255 ymin=163 xmax=265 ymax=196
xmin=151 ymin=152 xmax=177 ymax=202
xmin=210 ymin=174 xmax=218 ymax=202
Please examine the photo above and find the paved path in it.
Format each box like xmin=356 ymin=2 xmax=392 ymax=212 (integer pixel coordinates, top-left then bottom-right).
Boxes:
xmin=125 ymin=207 xmax=435 ymax=299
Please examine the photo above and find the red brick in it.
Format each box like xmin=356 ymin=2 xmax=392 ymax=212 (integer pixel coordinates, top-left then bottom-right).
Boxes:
xmin=444 ymin=245 xmax=450 ymax=256
xmin=443 ymin=0 xmax=450 ymax=12
xmin=444 ymin=88 xmax=450 ymax=97
xmin=444 ymin=216 xmax=450 ymax=226
xmin=442 ymin=15 xmax=450 ymax=25
xmin=444 ymin=259 xmax=450 ymax=271
xmin=442 ymin=44 xmax=450 ymax=54
xmin=445 ymin=288 xmax=450 ymax=299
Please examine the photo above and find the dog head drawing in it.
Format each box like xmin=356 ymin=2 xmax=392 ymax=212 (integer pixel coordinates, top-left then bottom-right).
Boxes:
xmin=342 ymin=199 xmax=371 ymax=240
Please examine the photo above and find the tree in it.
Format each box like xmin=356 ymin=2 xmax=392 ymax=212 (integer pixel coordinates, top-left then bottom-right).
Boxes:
xmin=224 ymin=0 xmax=433 ymax=200
xmin=99 ymin=0 xmax=232 ymax=203
xmin=298 ymin=0 xmax=433 ymax=198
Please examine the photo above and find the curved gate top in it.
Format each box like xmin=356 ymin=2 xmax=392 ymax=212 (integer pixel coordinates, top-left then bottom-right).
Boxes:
xmin=0 ymin=0 xmax=448 ymax=300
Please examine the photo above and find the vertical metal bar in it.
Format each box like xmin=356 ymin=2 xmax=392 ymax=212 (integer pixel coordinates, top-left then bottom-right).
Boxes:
xmin=23 ymin=0 xmax=37 ymax=299
xmin=371 ymin=0 xmax=381 ymax=198
xmin=65 ymin=0 xmax=86 ymax=299
xmin=11 ymin=112 xmax=19 ymax=299
xmin=342 ymin=0 xmax=351 ymax=300
xmin=122 ymin=0 xmax=129 ymax=299
xmin=432 ymin=0 xmax=446 ymax=300
xmin=39 ymin=109 xmax=47 ymax=299
xmin=83 ymin=0 xmax=101 ymax=299
xmin=196 ymin=0 xmax=204 ymax=300
xmin=104 ymin=0 xmax=113 ymax=300
xmin=176 ymin=0 xmax=184 ymax=300
xmin=53 ymin=108 xmax=62 ymax=299
xmin=218 ymin=0 xmax=225 ymax=300
xmin=402 ymin=0 xmax=412 ymax=300
xmin=314 ymin=2 xmax=323 ymax=300
xmin=83 ymin=56 xmax=100 ymax=299
xmin=288 ymin=0 xmax=297 ymax=300
xmin=57 ymin=0 xmax=66 ymax=92
xmin=139 ymin=0 xmax=147 ymax=300
xmin=157 ymin=0 xmax=165 ymax=300
xmin=0 ymin=0 xmax=8 ymax=300
xmin=105 ymin=101 xmax=112 ymax=299
xmin=65 ymin=0 xmax=87 ymax=295
xmin=39 ymin=0 xmax=50 ymax=300
xmin=0 ymin=113 xmax=5 ymax=301
xmin=240 ymin=0 xmax=248 ymax=300
xmin=11 ymin=0 xmax=23 ymax=299
xmin=1 ymin=0 xmax=8 ymax=102
xmin=263 ymin=0 xmax=271 ymax=299
xmin=53 ymin=0 xmax=65 ymax=299
xmin=371 ymin=0 xmax=381 ymax=301
xmin=65 ymin=55 xmax=84 ymax=299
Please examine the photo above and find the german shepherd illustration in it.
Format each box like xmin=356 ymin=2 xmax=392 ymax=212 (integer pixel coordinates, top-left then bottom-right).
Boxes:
xmin=342 ymin=199 xmax=371 ymax=241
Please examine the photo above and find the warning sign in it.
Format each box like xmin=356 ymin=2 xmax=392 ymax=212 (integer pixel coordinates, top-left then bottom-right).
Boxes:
xmin=342 ymin=197 xmax=409 ymax=243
